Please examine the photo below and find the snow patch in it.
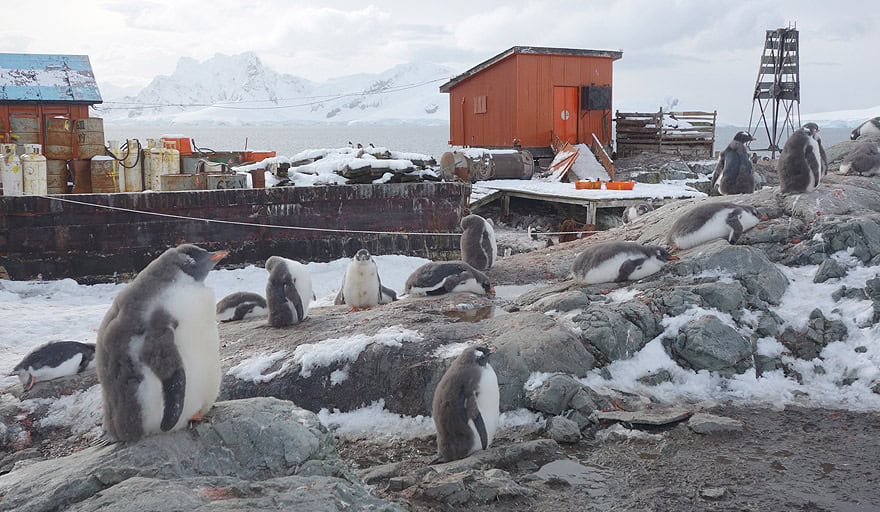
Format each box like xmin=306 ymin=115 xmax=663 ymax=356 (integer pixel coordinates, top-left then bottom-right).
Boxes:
xmin=294 ymin=325 xmax=422 ymax=377
xmin=226 ymin=351 xmax=289 ymax=383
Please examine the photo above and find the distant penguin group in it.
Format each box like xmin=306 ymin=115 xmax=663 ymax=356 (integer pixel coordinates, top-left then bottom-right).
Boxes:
xmin=778 ymin=122 xmax=827 ymax=194
xmin=711 ymin=131 xmax=756 ymax=195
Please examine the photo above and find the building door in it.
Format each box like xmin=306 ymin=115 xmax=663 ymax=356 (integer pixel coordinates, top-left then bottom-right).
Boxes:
xmin=553 ymin=86 xmax=578 ymax=144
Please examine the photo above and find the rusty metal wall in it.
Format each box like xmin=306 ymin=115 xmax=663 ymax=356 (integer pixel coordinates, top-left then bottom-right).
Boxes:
xmin=0 ymin=182 xmax=469 ymax=280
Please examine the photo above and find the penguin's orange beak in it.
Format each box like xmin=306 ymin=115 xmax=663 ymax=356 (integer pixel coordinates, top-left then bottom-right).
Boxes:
xmin=210 ymin=250 xmax=229 ymax=261
xmin=760 ymin=215 xmax=770 ymax=221
xmin=667 ymin=255 xmax=680 ymax=261
xmin=24 ymin=374 xmax=35 ymax=392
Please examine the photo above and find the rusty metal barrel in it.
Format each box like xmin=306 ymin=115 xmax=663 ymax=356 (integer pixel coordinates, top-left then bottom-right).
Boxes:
xmin=45 ymin=117 xmax=74 ymax=160
xmin=439 ymin=149 xmax=534 ymax=182
xmin=75 ymin=118 xmax=105 ymax=159
xmin=46 ymin=160 xmax=68 ymax=194
xmin=71 ymin=159 xmax=92 ymax=193
xmin=9 ymin=115 xmax=40 ymax=155
xmin=90 ymin=156 xmax=119 ymax=193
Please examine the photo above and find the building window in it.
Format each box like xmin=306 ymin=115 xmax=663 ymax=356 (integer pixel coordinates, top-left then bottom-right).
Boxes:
xmin=474 ymin=95 xmax=487 ymax=114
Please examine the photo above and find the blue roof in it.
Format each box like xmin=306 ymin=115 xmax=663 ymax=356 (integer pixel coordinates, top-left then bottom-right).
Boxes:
xmin=0 ymin=53 xmax=102 ymax=103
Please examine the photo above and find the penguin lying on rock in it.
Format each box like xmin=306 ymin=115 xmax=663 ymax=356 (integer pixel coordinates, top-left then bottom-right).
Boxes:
xmin=405 ymin=261 xmax=493 ymax=297
xmin=13 ymin=341 xmax=96 ymax=391
xmin=571 ymin=241 xmax=677 ymax=284
xmin=667 ymin=202 xmax=763 ymax=250
xmin=216 ymin=291 xmax=267 ymax=322
xmin=432 ymin=346 xmax=500 ymax=463
xmin=96 ymin=243 xmax=228 ymax=442
xmin=839 ymin=140 xmax=880 ymax=177
xmin=622 ymin=203 xmax=654 ymax=224
xmin=851 ymin=117 xmax=880 ymax=140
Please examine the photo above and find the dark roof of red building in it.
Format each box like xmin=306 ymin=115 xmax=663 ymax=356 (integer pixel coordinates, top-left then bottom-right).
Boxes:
xmin=439 ymin=46 xmax=624 ymax=93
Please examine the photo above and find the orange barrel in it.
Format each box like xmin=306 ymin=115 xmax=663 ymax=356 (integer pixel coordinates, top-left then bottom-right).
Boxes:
xmin=71 ymin=159 xmax=92 ymax=193
xmin=46 ymin=159 xmax=68 ymax=194
xmin=74 ymin=118 xmax=105 ymax=159
xmin=9 ymin=115 xmax=40 ymax=155
xmin=45 ymin=117 xmax=74 ymax=160
xmin=90 ymin=156 xmax=119 ymax=193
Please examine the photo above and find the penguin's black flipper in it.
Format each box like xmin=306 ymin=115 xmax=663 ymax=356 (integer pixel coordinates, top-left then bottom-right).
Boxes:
xmin=334 ymin=271 xmax=348 ymax=305
xmin=726 ymin=211 xmax=745 ymax=243
xmin=804 ymin=143 xmax=821 ymax=187
xmin=142 ymin=308 xmax=186 ymax=432
xmin=465 ymin=391 xmax=489 ymax=450
xmin=710 ymin=153 xmax=725 ymax=193
xmin=616 ymin=257 xmax=646 ymax=282
xmin=479 ymin=229 xmax=494 ymax=269
xmin=379 ymin=284 xmax=398 ymax=303
xmin=284 ymin=281 xmax=305 ymax=322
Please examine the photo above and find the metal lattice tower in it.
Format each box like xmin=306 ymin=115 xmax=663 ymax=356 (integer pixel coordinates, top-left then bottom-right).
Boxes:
xmin=748 ymin=27 xmax=800 ymax=158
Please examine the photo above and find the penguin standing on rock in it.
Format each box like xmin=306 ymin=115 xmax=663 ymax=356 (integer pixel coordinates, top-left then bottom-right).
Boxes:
xmin=571 ymin=241 xmax=677 ymax=284
xmin=96 ymin=243 xmax=228 ymax=442
xmin=711 ymin=131 xmax=756 ymax=195
xmin=667 ymin=202 xmax=762 ymax=250
xmin=851 ymin=117 xmax=880 ymax=140
xmin=839 ymin=140 xmax=880 ymax=177
xmin=13 ymin=341 xmax=96 ymax=391
xmin=405 ymin=261 xmax=493 ymax=297
xmin=266 ymin=256 xmax=314 ymax=327
xmin=432 ymin=346 xmax=500 ymax=463
xmin=778 ymin=123 xmax=827 ymax=194
xmin=216 ymin=291 xmax=267 ymax=322
xmin=460 ymin=214 xmax=497 ymax=271
xmin=334 ymin=249 xmax=397 ymax=310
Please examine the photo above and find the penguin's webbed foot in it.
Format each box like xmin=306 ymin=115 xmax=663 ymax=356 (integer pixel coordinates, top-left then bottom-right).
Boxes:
xmin=189 ymin=411 xmax=207 ymax=424
xmin=429 ymin=454 xmax=447 ymax=465
xmin=24 ymin=375 xmax=36 ymax=392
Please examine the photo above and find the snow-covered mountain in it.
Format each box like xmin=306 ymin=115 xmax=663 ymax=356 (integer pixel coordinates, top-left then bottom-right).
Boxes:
xmin=802 ymin=105 xmax=880 ymax=128
xmin=96 ymin=52 xmax=455 ymax=126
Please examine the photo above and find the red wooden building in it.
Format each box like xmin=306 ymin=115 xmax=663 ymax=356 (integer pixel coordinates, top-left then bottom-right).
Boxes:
xmin=440 ymin=46 xmax=623 ymax=154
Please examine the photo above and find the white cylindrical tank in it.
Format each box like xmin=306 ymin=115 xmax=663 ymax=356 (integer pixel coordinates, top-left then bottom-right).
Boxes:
xmin=121 ymin=138 xmax=143 ymax=192
xmin=142 ymin=139 xmax=164 ymax=191
xmin=158 ymin=139 xmax=181 ymax=190
xmin=0 ymin=143 xmax=23 ymax=196
xmin=21 ymin=144 xmax=48 ymax=196
xmin=107 ymin=140 xmax=125 ymax=193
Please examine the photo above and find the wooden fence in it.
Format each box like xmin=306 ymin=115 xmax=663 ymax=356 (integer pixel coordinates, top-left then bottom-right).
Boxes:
xmin=615 ymin=109 xmax=717 ymax=159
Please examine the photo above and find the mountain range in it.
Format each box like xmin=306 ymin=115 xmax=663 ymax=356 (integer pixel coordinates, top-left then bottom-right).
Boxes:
xmin=95 ymin=52 xmax=454 ymax=126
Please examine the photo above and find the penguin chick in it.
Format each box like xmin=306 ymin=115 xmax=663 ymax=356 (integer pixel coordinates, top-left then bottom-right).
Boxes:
xmin=266 ymin=256 xmax=313 ymax=327
xmin=460 ymin=214 xmax=497 ymax=271
xmin=333 ymin=249 xmax=397 ymax=310
xmin=622 ymin=203 xmax=654 ymax=224
xmin=667 ymin=202 xmax=762 ymax=250
xmin=216 ymin=291 xmax=267 ymax=322
xmin=571 ymin=241 xmax=677 ymax=284
xmin=13 ymin=341 xmax=96 ymax=391
xmin=777 ymin=124 xmax=827 ymax=194
xmin=711 ymin=131 xmax=756 ymax=195
xmin=432 ymin=346 xmax=500 ymax=463
xmin=96 ymin=243 xmax=228 ymax=442
xmin=405 ymin=261 xmax=493 ymax=297
xmin=839 ymin=140 xmax=880 ymax=177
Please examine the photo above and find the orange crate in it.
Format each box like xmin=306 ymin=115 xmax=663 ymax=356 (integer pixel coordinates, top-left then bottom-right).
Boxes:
xmin=161 ymin=136 xmax=194 ymax=156
xmin=605 ymin=181 xmax=635 ymax=190
xmin=244 ymin=150 xmax=276 ymax=162
xmin=575 ymin=180 xmax=602 ymax=190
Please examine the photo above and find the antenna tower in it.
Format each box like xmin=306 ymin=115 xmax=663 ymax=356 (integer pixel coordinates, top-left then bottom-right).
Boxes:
xmin=747 ymin=26 xmax=800 ymax=157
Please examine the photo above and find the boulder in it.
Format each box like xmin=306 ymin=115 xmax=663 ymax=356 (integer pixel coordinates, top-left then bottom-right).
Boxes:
xmin=0 ymin=398 xmax=402 ymax=512
xmin=573 ymin=301 xmax=662 ymax=364
xmin=667 ymin=316 xmax=754 ymax=375
xmin=688 ymin=413 xmax=744 ymax=434
xmin=546 ymin=416 xmax=581 ymax=444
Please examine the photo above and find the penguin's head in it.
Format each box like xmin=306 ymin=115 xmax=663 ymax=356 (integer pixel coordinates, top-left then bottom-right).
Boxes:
xmin=803 ymin=123 xmax=821 ymax=140
xmin=637 ymin=203 xmax=654 ymax=216
xmin=733 ymin=131 xmax=756 ymax=144
xmin=354 ymin=249 xmax=372 ymax=262
xmin=851 ymin=127 xmax=861 ymax=141
xmin=654 ymin=247 xmax=679 ymax=262
xmin=472 ymin=346 xmax=493 ymax=367
xmin=174 ymin=244 xmax=228 ymax=282
xmin=460 ymin=214 xmax=483 ymax=230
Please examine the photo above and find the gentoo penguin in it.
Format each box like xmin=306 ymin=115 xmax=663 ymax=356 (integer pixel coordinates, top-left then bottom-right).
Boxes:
xmin=265 ymin=255 xmax=314 ymax=327
xmin=778 ymin=123 xmax=827 ymax=194
xmin=216 ymin=291 xmax=267 ymax=322
xmin=622 ymin=203 xmax=654 ymax=224
xmin=711 ymin=131 xmax=756 ymax=195
xmin=96 ymin=243 xmax=228 ymax=442
xmin=851 ymin=117 xmax=880 ymax=140
xmin=460 ymin=214 xmax=497 ymax=271
xmin=839 ymin=140 xmax=880 ymax=177
xmin=571 ymin=241 xmax=677 ymax=284
xmin=404 ymin=261 xmax=493 ymax=297
xmin=13 ymin=341 xmax=96 ymax=391
xmin=333 ymin=249 xmax=397 ymax=309
xmin=432 ymin=346 xmax=500 ymax=463
xmin=667 ymin=202 xmax=762 ymax=250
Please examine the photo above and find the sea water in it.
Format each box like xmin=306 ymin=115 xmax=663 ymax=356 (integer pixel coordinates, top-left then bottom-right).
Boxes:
xmin=104 ymin=123 xmax=855 ymax=160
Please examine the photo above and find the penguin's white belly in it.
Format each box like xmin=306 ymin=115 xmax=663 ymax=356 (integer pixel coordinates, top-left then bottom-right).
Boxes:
xmin=139 ymin=281 xmax=220 ymax=434
xmin=27 ymin=353 xmax=83 ymax=382
xmin=627 ymin=257 xmax=665 ymax=281
xmin=450 ymin=277 xmax=486 ymax=295
xmin=343 ymin=266 xmax=380 ymax=307
xmin=468 ymin=363 xmax=500 ymax=454
xmin=673 ymin=211 xmax=735 ymax=249
xmin=805 ymin=138 xmax=821 ymax=191
xmin=580 ymin=253 xmax=643 ymax=284
xmin=216 ymin=302 xmax=267 ymax=322
xmin=484 ymin=221 xmax=497 ymax=268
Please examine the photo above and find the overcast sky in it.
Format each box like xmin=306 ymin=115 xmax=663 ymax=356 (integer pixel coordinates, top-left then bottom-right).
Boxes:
xmin=3 ymin=0 xmax=877 ymax=124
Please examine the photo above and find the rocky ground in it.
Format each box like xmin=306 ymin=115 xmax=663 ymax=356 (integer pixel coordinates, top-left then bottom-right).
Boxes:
xmin=2 ymin=142 xmax=880 ymax=511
